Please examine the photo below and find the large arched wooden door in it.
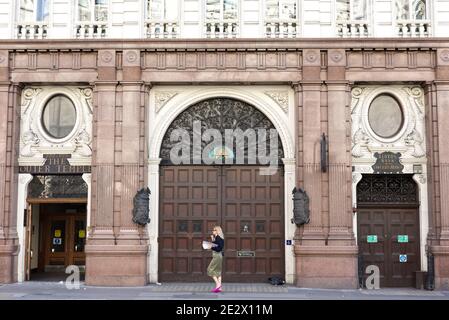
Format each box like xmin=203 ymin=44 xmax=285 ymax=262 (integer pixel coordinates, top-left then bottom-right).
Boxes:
xmin=158 ymin=98 xmax=285 ymax=282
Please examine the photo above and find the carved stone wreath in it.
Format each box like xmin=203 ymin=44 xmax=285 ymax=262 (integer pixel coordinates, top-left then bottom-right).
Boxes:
xmin=160 ymin=98 xmax=284 ymax=164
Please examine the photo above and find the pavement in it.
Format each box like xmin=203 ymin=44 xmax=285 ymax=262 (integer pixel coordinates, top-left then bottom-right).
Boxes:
xmin=0 ymin=282 xmax=448 ymax=300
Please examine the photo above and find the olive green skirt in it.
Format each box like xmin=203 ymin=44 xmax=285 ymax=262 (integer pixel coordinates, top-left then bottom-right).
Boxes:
xmin=207 ymin=251 xmax=223 ymax=277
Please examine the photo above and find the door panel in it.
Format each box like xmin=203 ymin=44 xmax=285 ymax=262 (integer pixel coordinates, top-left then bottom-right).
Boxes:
xmin=40 ymin=204 xmax=87 ymax=272
xmin=357 ymin=207 xmax=420 ymax=287
xmin=159 ymin=165 xmax=285 ymax=282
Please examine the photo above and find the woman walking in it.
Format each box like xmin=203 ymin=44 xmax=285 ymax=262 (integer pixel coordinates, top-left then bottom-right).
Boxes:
xmin=207 ymin=226 xmax=224 ymax=293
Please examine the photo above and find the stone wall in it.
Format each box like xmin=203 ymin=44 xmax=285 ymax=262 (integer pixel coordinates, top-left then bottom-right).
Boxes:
xmin=0 ymin=39 xmax=448 ymax=288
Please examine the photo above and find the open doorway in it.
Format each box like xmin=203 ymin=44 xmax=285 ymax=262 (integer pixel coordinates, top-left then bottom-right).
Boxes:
xmin=25 ymin=202 xmax=87 ymax=282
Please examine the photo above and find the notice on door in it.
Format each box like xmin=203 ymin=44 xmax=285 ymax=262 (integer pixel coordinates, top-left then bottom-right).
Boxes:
xmin=54 ymin=230 xmax=61 ymax=237
xmin=397 ymin=235 xmax=409 ymax=243
xmin=367 ymin=235 xmax=378 ymax=243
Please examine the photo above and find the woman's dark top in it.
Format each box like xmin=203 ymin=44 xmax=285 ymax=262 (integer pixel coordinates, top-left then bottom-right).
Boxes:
xmin=212 ymin=235 xmax=224 ymax=256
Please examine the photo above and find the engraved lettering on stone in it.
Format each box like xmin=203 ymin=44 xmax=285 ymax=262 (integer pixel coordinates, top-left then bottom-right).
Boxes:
xmin=265 ymin=91 xmax=289 ymax=113
xmin=155 ymin=91 xmax=178 ymax=113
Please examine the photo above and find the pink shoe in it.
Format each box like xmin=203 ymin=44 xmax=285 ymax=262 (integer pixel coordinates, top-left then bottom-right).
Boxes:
xmin=211 ymin=286 xmax=222 ymax=293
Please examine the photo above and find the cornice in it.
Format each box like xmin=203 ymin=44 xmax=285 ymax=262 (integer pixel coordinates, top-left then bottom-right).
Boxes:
xmin=1 ymin=38 xmax=448 ymax=51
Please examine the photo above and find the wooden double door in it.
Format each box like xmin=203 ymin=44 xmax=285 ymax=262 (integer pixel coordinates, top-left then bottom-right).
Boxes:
xmin=357 ymin=206 xmax=420 ymax=287
xmin=159 ymin=165 xmax=285 ymax=282
xmin=37 ymin=204 xmax=87 ymax=273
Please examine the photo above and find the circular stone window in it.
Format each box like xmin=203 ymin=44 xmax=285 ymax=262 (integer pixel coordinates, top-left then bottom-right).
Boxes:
xmin=368 ymin=94 xmax=404 ymax=139
xmin=41 ymin=95 xmax=77 ymax=139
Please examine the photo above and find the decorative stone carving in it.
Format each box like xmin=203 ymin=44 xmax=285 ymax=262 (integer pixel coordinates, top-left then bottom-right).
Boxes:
xmin=416 ymin=174 xmax=426 ymax=184
xmin=155 ymin=91 xmax=178 ymax=113
xmin=21 ymin=129 xmax=40 ymax=157
xmin=329 ymin=50 xmax=343 ymax=63
xmin=350 ymin=87 xmax=366 ymax=113
xmin=403 ymin=86 xmax=424 ymax=119
xmin=304 ymin=50 xmax=318 ymax=63
xmin=74 ymin=128 xmax=92 ymax=157
xmin=80 ymin=87 xmax=93 ymax=114
xmin=126 ymin=51 xmax=138 ymax=63
xmin=19 ymin=86 xmax=93 ymax=166
xmin=100 ymin=51 xmax=113 ymax=63
xmin=351 ymin=85 xmax=427 ymax=175
xmin=21 ymin=88 xmax=42 ymax=114
xmin=405 ymin=129 xmax=425 ymax=158
xmin=351 ymin=128 xmax=370 ymax=158
xmin=0 ymin=54 xmax=5 ymax=64
xmin=265 ymin=91 xmax=289 ymax=113
xmin=440 ymin=50 xmax=449 ymax=62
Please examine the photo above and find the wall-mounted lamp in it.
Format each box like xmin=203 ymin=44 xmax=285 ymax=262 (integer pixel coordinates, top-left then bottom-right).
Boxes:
xmin=320 ymin=133 xmax=328 ymax=173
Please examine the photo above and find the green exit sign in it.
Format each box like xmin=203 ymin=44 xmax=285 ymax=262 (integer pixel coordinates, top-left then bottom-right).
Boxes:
xmin=367 ymin=235 xmax=378 ymax=243
xmin=398 ymin=235 xmax=409 ymax=243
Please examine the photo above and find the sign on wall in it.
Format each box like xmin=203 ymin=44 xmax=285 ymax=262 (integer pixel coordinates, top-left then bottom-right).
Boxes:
xmin=19 ymin=154 xmax=91 ymax=174
xmin=372 ymin=152 xmax=404 ymax=174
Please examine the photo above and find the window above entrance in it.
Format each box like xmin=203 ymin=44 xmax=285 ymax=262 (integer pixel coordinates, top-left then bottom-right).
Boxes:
xmin=41 ymin=95 xmax=77 ymax=140
xmin=160 ymin=97 xmax=284 ymax=166
xmin=368 ymin=94 xmax=404 ymax=139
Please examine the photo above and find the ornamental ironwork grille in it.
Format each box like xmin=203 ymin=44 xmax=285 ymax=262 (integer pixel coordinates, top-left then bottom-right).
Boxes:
xmin=160 ymin=97 xmax=284 ymax=165
xmin=356 ymin=174 xmax=418 ymax=205
xmin=28 ymin=175 xmax=88 ymax=199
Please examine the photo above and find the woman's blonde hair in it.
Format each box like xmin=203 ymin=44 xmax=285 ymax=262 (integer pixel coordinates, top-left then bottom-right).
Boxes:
xmin=214 ymin=226 xmax=224 ymax=239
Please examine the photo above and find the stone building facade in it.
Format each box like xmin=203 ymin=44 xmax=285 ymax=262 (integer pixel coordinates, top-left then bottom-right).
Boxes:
xmin=0 ymin=38 xmax=448 ymax=289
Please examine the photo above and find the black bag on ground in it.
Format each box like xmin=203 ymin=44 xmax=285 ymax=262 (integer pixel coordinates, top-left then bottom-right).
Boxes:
xmin=268 ymin=276 xmax=285 ymax=285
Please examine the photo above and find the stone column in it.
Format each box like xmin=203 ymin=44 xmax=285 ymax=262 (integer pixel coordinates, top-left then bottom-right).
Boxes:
xmin=297 ymin=50 xmax=325 ymax=244
xmin=16 ymin=174 xmax=33 ymax=282
xmin=85 ymin=49 xmax=117 ymax=285
xmin=294 ymin=49 xmax=326 ymax=288
xmin=323 ymin=49 xmax=358 ymax=288
xmin=147 ymin=157 xmax=161 ymax=283
xmin=294 ymin=49 xmax=357 ymax=289
xmin=86 ymin=49 xmax=148 ymax=286
xmin=0 ymin=73 xmax=21 ymax=283
xmin=326 ymin=51 xmax=356 ymax=251
xmin=283 ymin=158 xmax=296 ymax=284
xmin=430 ymin=49 xmax=449 ymax=290
xmin=82 ymin=174 xmax=92 ymax=236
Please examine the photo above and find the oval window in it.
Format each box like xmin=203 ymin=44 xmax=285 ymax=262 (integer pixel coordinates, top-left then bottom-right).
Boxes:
xmin=368 ymin=94 xmax=403 ymax=138
xmin=41 ymin=95 xmax=77 ymax=139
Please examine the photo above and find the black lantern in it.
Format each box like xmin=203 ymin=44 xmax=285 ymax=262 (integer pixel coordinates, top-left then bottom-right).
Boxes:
xmin=320 ymin=133 xmax=328 ymax=173
xmin=291 ymin=187 xmax=310 ymax=226
xmin=132 ymin=187 xmax=151 ymax=226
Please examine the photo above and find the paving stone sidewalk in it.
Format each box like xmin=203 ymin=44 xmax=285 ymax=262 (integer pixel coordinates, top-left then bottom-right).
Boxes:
xmin=0 ymin=282 xmax=448 ymax=300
